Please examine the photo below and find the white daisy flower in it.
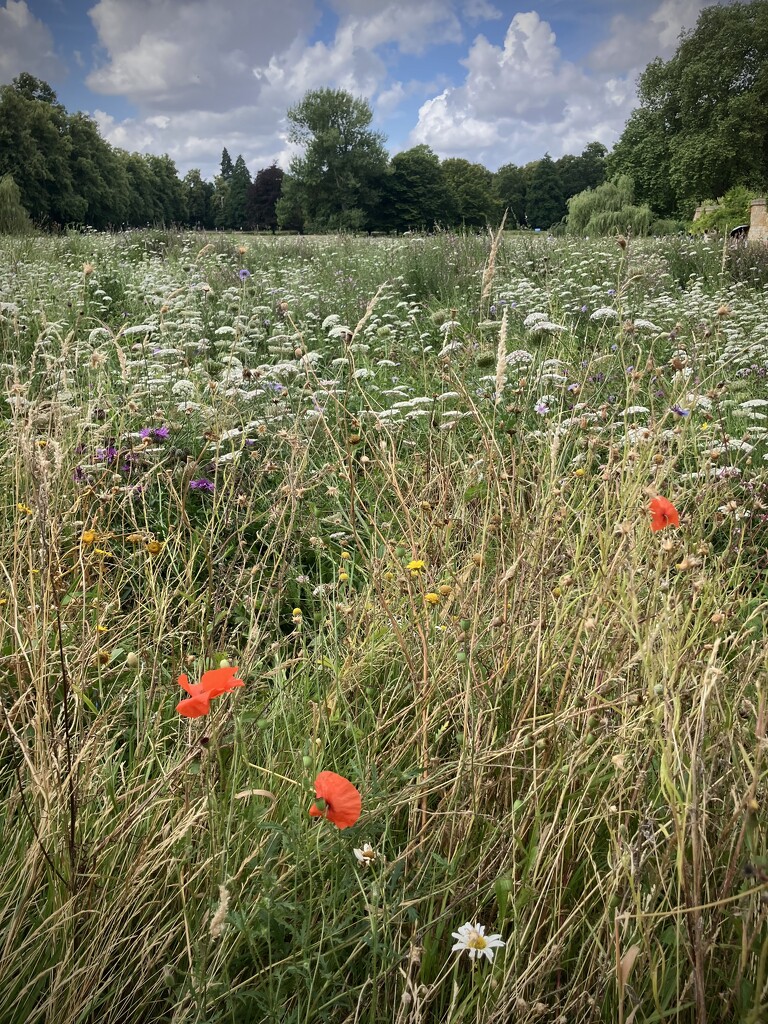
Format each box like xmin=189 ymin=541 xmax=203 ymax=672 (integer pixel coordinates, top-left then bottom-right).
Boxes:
xmin=353 ymin=843 xmax=380 ymax=867
xmin=451 ymin=922 xmax=505 ymax=962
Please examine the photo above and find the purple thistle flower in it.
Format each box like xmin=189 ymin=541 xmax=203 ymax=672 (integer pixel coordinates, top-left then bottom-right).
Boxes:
xmin=239 ymin=268 xmax=251 ymax=282
xmin=189 ymin=478 xmax=215 ymax=493
xmin=96 ymin=445 xmax=118 ymax=463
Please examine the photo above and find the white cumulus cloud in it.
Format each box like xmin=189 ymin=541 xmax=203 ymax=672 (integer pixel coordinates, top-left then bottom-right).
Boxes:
xmin=409 ymin=3 xmax=707 ymax=169
xmin=0 ymin=0 xmax=64 ymax=82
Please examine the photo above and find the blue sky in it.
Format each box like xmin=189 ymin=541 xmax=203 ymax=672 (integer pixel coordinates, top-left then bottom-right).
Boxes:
xmin=0 ymin=0 xmax=722 ymax=179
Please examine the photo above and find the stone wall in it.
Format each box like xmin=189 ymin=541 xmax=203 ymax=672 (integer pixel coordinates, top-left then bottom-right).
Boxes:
xmin=749 ymin=199 xmax=768 ymax=242
xmin=693 ymin=204 xmax=718 ymax=221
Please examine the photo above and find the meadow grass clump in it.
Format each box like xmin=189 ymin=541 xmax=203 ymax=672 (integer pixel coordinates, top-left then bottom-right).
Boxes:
xmin=1 ymin=229 xmax=768 ymax=1023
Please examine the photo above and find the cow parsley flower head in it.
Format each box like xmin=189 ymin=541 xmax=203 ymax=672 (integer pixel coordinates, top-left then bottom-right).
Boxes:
xmin=451 ymin=922 xmax=505 ymax=962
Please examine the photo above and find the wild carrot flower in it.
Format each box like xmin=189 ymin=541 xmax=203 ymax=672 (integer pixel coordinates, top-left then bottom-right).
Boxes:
xmin=309 ymin=771 xmax=361 ymax=829
xmin=451 ymin=922 xmax=505 ymax=962
xmin=649 ymin=496 xmax=680 ymax=532
xmin=177 ymin=665 xmax=244 ymax=718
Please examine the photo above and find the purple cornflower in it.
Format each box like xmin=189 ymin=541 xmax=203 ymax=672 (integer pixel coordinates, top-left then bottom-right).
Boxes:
xmin=140 ymin=425 xmax=170 ymax=441
xmin=671 ymin=404 xmax=690 ymax=417
xmin=534 ymin=400 xmax=550 ymax=415
xmin=189 ymin=478 xmax=215 ymax=493
xmin=239 ymin=268 xmax=251 ymax=282
xmin=96 ymin=445 xmax=118 ymax=463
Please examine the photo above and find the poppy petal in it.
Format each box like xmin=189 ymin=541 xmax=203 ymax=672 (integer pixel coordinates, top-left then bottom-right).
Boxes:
xmin=311 ymin=771 xmax=362 ymax=829
xmin=177 ymin=693 xmax=211 ymax=718
xmin=649 ymin=496 xmax=679 ymax=531
xmin=200 ymin=666 xmax=244 ymax=697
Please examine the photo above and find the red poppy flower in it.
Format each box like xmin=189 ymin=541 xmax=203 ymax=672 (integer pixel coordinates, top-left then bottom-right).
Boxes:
xmin=176 ymin=666 xmax=244 ymax=718
xmin=649 ymin=496 xmax=680 ymax=532
xmin=309 ymin=771 xmax=362 ymax=829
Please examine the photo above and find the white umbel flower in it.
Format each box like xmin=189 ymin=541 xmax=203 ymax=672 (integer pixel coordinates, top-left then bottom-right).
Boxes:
xmin=451 ymin=922 xmax=505 ymax=962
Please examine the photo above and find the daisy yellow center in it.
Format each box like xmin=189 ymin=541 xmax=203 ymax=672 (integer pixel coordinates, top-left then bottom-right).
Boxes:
xmin=466 ymin=931 xmax=488 ymax=950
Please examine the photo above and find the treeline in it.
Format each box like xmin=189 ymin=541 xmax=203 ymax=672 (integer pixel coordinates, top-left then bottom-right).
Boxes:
xmin=0 ymin=74 xmax=287 ymax=231
xmin=276 ymin=86 xmax=607 ymax=233
xmin=5 ymin=0 xmax=767 ymax=236
xmin=0 ymin=73 xmax=606 ymax=233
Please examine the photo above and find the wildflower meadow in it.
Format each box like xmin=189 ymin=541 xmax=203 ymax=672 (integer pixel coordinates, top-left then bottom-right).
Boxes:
xmin=1 ymin=227 xmax=768 ymax=1023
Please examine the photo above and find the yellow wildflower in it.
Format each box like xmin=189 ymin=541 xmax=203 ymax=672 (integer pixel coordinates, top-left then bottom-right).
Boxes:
xmin=425 ymin=592 xmax=440 ymax=605
xmin=145 ymin=539 xmax=163 ymax=555
xmin=81 ymin=529 xmax=97 ymax=545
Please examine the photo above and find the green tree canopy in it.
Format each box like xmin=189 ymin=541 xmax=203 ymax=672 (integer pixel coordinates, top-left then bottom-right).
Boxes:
xmin=609 ymin=0 xmax=768 ymax=216
xmin=556 ymin=142 xmax=607 ymax=201
xmin=247 ymin=164 xmax=284 ymax=231
xmin=220 ymin=148 xmax=234 ymax=181
xmin=280 ymin=88 xmax=389 ymax=231
xmin=524 ymin=154 xmax=566 ymax=229
xmin=441 ymin=158 xmax=498 ymax=227
xmin=0 ymin=174 xmax=33 ymax=234
xmin=182 ymin=169 xmax=215 ymax=228
xmin=384 ymin=145 xmax=453 ymax=231
xmin=566 ymin=174 xmax=652 ymax=236
xmin=493 ymin=163 xmax=526 ymax=227
xmin=223 ymin=154 xmax=252 ymax=230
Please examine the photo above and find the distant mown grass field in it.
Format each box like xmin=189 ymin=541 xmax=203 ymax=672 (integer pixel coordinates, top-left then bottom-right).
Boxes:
xmin=1 ymin=228 xmax=768 ymax=1024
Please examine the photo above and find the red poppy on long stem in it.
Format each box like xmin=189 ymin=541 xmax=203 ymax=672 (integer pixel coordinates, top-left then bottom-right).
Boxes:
xmin=309 ymin=771 xmax=361 ymax=829
xmin=177 ymin=665 xmax=244 ymax=718
xmin=649 ymin=496 xmax=680 ymax=532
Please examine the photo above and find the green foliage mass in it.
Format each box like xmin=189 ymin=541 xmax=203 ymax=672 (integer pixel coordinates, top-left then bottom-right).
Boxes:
xmin=0 ymin=173 xmax=33 ymax=234
xmin=690 ymin=185 xmax=759 ymax=234
xmin=567 ymin=175 xmax=653 ymax=236
xmin=524 ymin=154 xmax=566 ymax=229
xmin=609 ymin=0 xmax=768 ymax=217
xmin=278 ymin=89 xmax=389 ymax=232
